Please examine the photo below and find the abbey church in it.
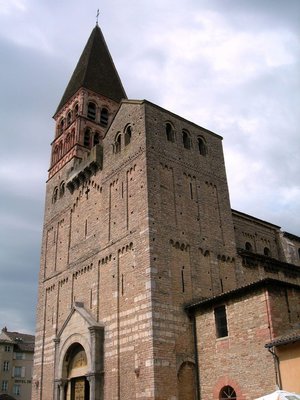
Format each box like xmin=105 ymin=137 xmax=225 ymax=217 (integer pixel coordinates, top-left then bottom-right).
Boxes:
xmin=32 ymin=25 xmax=300 ymax=400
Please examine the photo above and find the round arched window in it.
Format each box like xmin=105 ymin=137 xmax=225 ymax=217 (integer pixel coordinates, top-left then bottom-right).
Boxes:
xmin=219 ymin=385 xmax=237 ymax=399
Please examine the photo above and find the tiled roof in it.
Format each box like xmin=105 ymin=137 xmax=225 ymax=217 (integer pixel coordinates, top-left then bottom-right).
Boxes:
xmin=265 ymin=329 xmax=300 ymax=348
xmin=185 ymin=278 xmax=300 ymax=312
xmin=55 ymin=24 xmax=127 ymax=114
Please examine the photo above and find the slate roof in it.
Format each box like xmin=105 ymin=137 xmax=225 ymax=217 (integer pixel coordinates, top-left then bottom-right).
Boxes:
xmin=55 ymin=24 xmax=127 ymax=115
xmin=0 ymin=328 xmax=35 ymax=352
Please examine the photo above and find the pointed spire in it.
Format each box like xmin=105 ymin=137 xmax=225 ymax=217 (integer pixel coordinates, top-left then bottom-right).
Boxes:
xmin=56 ymin=25 xmax=127 ymax=114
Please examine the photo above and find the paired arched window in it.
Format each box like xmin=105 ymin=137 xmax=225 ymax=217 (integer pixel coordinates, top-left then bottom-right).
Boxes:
xmin=219 ymin=386 xmax=237 ymax=400
xmin=198 ymin=137 xmax=207 ymax=156
xmin=87 ymin=102 xmax=96 ymax=120
xmin=100 ymin=108 xmax=108 ymax=126
xmin=245 ymin=242 xmax=253 ymax=252
xmin=125 ymin=126 xmax=132 ymax=146
xmin=166 ymin=122 xmax=175 ymax=142
xmin=182 ymin=130 xmax=191 ymax=149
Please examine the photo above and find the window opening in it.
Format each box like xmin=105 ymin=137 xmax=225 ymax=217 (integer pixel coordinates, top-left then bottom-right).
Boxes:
xmin=219 ymin=385 xmax=237 ymax=400
xmin=125 ymin=126 xmax=132 ymax=146
xmin=189 ymin=182 xmax=193 ymax=199
xmin=245 ymin=242 xmax=253 ymax=252
xmin=181 ymin=267 xmax=185 ymax=293
xmin=14 ymin=366 xmax=22 ymax=377
xmin=74 ymin=103 xmax=79 ymax=116
xmin=100 ymin=108 xmax=108 ymax=126
xmin=84 ymin=129 xmax=90 ymax=147
xmin=2 ymin=380 xmax=8 ymax=391
xmin=93 ymin=132 xmax=100 ymax=146
xmin=166 ymin=122 xmax=175 ymax=142
xmin=13 ymin=384 xmax=21 ymax=396
xmin=4 ymin=345 xmax=11 ymax=352
xmin=182 ymin=130 xmax=191 ymax=149
xmin=198 ymin=137 xmax=207 ymax=156
xmin=52 ymin=187 xmax=58 ymax=204
xmin=59 ymin=118 xmax=64 ymax=135
xmin=214 ymin=305 xmax=228 ymax=338
xmin=3 ymin=361 xmax=9 ymax=371
xmin=67 ymin=111 xmax=72 ymax=126
xmin=87 ymin=102 xmax=96 ymax=120
xmin=115 ymin=133 xmax=121 ymax=153
xmin=264 ymin=247 xmax=271 ymax=257
xmin=59 ymin=181 xmax=65 ymax=198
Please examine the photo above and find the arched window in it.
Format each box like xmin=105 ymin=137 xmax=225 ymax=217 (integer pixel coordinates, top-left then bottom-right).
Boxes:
xmin=67 ymin=111 xmax=72 ymax=126
xmin=74 ymin=103 xmax=79 ymax=117
xmin=125 ymin=126 xmax=132 ymax=146
xmin=219 ymin=386 xmax=237 ymax=400
xmin=52 ymin=187 xmax=58 ymax=204
xmin=264 ymin=247 xmax=271 ymax=257
xmin=115 ymin=133 xmax=121 ymax=153
xmin=53 ymin=145 xmax=59 ymax=164
xmin=59 ymin=118 xmax=65 ymax=135
xmin=245 ymin=242 xmax=253 ymax=252
xmin=166 ymin=122 xmax=175 ymax=142
xmin=100 ymin=108 xmax=108 ymax=126
xmin=93 ymin=132 xmax=100 ymax=146
xmin=59 ymin=181 xmax=65 ymax=198
xmin=198 ymin=137 xmax=207 ymax=156
xmin=182 ymin=130 xmax=191 ymax=149
xmin=87 ymin=102 xmax=96 ymax=120
xmin=84 ymin=129 xmax=90 ymax=147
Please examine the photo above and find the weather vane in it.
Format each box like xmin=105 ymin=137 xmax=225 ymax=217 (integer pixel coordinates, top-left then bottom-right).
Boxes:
xmin=96 ymin=9 xmax=100 ymax=26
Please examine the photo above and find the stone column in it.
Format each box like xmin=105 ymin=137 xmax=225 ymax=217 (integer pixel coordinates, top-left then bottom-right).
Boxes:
xmin=86 ymin=374 xmax=95 ymax=400
xmin=56 ymin=379 xmax=67 ymax=400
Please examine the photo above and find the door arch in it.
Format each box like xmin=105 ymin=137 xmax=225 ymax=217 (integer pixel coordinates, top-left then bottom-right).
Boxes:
xmin=63 ymin=343 xmax=89 ymax=400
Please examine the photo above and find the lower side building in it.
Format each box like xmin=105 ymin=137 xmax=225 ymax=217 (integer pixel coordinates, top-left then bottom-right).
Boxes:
xmin=186 ymin=279 xmax=300 ymax=399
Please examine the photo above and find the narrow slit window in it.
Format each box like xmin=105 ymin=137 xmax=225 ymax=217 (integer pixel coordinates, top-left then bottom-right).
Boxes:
xmin=181 ymin=267 xmax=185 ymax=293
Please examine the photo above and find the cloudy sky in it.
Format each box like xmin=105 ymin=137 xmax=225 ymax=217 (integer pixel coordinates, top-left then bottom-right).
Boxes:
xmin=0 ymin=0 xmax=299 ymax=334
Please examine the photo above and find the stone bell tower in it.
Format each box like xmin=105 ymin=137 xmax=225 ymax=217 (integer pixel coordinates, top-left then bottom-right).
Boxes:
xmin=33 ymin=22 xmax=238 ymax=400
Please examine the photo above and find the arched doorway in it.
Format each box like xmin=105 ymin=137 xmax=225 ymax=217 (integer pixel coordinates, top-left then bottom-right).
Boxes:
xmin=64 ymin=343 xmax=89 ymax=400
xmin=178 ymin=361 xmax=197 ymax=400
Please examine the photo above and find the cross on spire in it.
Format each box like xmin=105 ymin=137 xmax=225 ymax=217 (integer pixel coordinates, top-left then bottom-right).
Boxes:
xmin=96 ymin=9 xmax=100 ymax=26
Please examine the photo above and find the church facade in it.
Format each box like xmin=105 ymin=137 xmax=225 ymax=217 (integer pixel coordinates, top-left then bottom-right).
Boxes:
xmin=32 ymin=25 xmax=300 ymax=400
